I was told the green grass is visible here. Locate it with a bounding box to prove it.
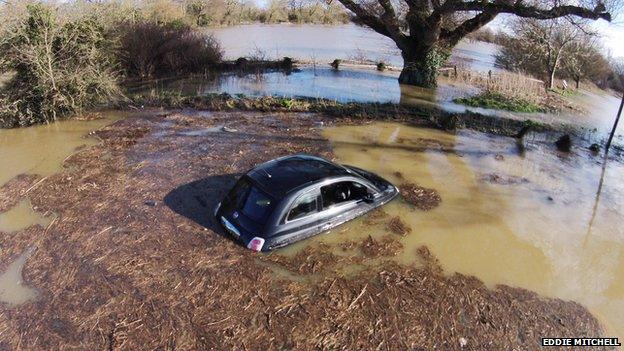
[453,92,545,113]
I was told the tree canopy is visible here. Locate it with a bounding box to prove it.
[333,0,618,87]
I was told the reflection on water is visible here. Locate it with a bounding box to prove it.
[136,67,475,109]
[0,113,124,187]
[0,247,38,306]
[0,199,53,233]
[280,122,624,339]
[208,23,501,72]
[136,67,623,143]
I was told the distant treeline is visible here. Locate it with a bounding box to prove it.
[466,28,505,45]
[185,0,350,26]
[44,0,350,28]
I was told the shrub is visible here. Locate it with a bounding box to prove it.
[0,4,120,127]
[117,21,222,79]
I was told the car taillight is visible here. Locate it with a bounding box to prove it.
[247,237,265,252]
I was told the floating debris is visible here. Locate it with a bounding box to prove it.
[479,173,529,185]
[387,216,411,236]
[399,182,441,211]
[360,235,403,258]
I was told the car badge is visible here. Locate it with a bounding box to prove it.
[233,211,239,219]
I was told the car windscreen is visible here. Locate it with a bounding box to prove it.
[346,166,389,191]
[222,177,275,224]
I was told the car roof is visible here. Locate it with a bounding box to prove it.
[246,154,355,198]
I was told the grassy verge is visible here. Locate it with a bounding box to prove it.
[453,91,545,113]
[128,90,554,137]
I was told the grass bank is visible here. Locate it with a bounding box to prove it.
[129,90,554,138]
[453,92,545,113]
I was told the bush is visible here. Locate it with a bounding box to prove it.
[0,4,120,127]
[117,21,222,79]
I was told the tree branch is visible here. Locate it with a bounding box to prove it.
[336,0,392,36]
[441,2,611,21]
[337,0,409,48]
[377,0,408,45]
[441,10,499,45]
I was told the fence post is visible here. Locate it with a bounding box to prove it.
[605,93,624,156]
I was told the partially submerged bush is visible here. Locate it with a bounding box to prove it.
[331,59,341,70]
[0,4,120,127]
[117,21,222,79]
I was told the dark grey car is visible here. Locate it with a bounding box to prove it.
[214,154,399,252]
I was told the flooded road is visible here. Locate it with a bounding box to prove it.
[277,122,624,340]
[208,24,501,72]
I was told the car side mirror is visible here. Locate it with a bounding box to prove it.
[363,192,375,203]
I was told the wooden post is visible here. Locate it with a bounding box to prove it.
[605,93,624,155]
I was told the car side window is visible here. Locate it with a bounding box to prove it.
[287,192,318,221]
[321,181,368,209]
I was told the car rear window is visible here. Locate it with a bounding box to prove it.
[241,186,274,223]
[222,177,275,223]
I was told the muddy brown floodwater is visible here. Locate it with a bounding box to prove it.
[314,122,624,340]
[0,110,621,350]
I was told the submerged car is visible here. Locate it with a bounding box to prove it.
[214,154,399,252]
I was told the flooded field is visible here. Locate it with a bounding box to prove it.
[276,122,624,339]
[0,114,124,187]
[0,110,615,349]
[136,65,623,142]
[208,24,501,72]
[140,67,476,107]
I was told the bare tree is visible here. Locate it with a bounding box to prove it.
[332,0,615,87]
[496,18,587,89]
[561,39,611,89]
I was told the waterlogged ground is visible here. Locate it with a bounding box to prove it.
[282,122,624,340]
[0,110,621,349]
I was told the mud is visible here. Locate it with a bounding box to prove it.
[0,110,612,350]
[398,182,443,211]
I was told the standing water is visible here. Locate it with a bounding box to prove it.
[0,113,123,306]
[280,122,624,340]
[0,114,123,187]
[208,24,501,72]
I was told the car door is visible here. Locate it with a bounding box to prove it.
[317,180,372,232]
[267,188,321,249]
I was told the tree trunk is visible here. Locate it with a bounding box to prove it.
[547,69,556,90]
[398,47,447,88]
